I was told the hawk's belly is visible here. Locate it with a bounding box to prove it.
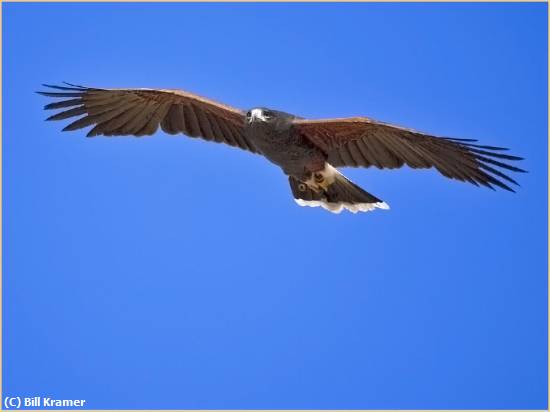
[247,125,325,177]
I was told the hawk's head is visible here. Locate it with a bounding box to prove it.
[246,108,295,124]
[246,108,274,123]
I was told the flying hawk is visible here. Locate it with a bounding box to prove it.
[38,83,525,214]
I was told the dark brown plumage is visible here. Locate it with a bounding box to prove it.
[293,118,525,192]
[39,83,257,152]
[38,83,525,214]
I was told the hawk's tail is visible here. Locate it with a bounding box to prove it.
[288,164,390,214]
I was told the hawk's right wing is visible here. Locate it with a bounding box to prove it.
[38,83,259,153]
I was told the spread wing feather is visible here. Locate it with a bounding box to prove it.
[293,117,525,192]
[38,83,258,153]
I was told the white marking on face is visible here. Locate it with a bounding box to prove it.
[249,108,269,123]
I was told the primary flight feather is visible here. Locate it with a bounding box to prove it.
[38,83,525,214]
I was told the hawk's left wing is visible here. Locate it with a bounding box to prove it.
[293,117,525,192]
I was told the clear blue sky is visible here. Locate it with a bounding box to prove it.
[3,2,547,409]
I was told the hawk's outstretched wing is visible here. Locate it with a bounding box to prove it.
[38,83,258,153]
[293,117,525,192]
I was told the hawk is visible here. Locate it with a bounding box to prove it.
[38,83,525,214]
